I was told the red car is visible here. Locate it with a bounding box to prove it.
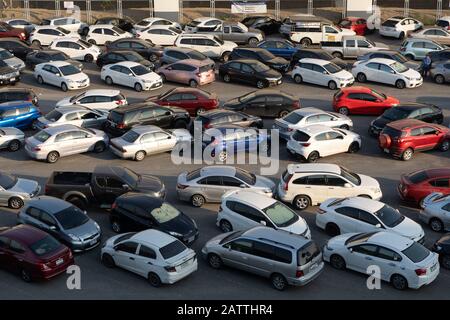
[0,22,27,41]
[147,87,219,116]
[333,86,400,115]
[0,225,74,282]
[398,167,450,205]
[379,119,450,161]
[338,17,368,36]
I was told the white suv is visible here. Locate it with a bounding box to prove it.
[277,163,382,210]
[175,34,237,61]
[49,38,101,62]
[379,16,423,39]
[41,17,88,35]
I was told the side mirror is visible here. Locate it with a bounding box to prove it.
[49,225,57,230]
[128,73,133,76]
[56,73,61,77]
[122,184,130,190]
[349,248,354,253]
[344,183,352,188]
[375,223,382,228]
[239,184,247,188]
[323,71,328,75]
[165,111,171,116]
[83,210,88,215]
[260,220,267,226]
[113,246,118,251]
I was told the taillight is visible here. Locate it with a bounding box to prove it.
[165,266,177,272]
[293,101,300,109]
[177,183,188,189]
[33,147,41,151]
[283,174,292,191]
[296,270,304,278]
[115,100,124,105]
[117,123,125,129]
[44,185,49,194]
[196,73,201,77]
[68,250,73,259]
[204,122,212,129]
[415,268,427,276]
[301,143,310,147]
[317,208,326,214]
[136,34,140,38]
[111,202,117,210]
[287,128,293,132]
[290,32,294,37]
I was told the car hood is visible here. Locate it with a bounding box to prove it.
[64,218,99,239]
[248,27,263,35]
[390,216,424,240]
[401,68,421,78]
[0,65,16,74]
[334,69,354,79]
[56,96,72,107]
[404,60,421,71]
[385,96,400,105]
[253,175,276,191]
[279,217,308,235]
[372,116,391,129]
[260,68,282,79]
[331,57,349,69]
[168,106,189,115]
[358,174,380,189]
[342,29,356,36]
[138,72,161,82]
[267,56,289,65]
[36,116,53,126]
[327,233,355,247]
[223,40,238,49]
[158,213,196,237]
[65,72,89,81]
[135,174,164,193]
[1,127,24,136]
[9,178,40,195]
[5,56,24,66]
[373,42,389,49]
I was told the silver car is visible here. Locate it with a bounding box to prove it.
[419,193,450,232]
[201,226,324,290]
[18,196,101,252]
[0,127,25,152]
[109,125,192,161]
[0,171,40,209]
[0,48,25,71]
[176,166,275,207]
[430,61,450,84]
[25,124,109,163]
[33,106,108,130]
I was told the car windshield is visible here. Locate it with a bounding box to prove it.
[390,61,409,73]
[263,202,299,227]
[316,51,334,60]
[123,53,141,62]
[345,232,378,246]
[257,50,276,60]
[382,20,398,27]
[150,203,180,224]
[59,65,80,76]
[49,52,69,60]
[323,62,341,74]
[44,109,63,121]
[121,130,140,143]
[374,205,405,227]
[392,53,408,63]
[340,166,361,186]
[113,232,136,245]
[159,240,187,259]
[238,91,257,102]
[131,65,151,76]
[408,171,429,184]
[402,242,430,263]
[69,92,85,103]
[114,167,140,186]
[382,107,410,120]
[382,126,404,139]
[112,26,125,34]
[33,130,51,143]
[56,27,70,34]
[0,49,13,59]
[54,206,89,230]
[250,62,270,72]
[339,20,352,27]
[78,39,92,48]
[169,27,182,34]
[283,112,303,124]
[136,20,150,27]
[219,230,245,244]
[235,168,256,185]
[0,173,17,189]
[29,235,60,256]
[370,89,387,100]
[213,36,224,45]
[187,50,208,60]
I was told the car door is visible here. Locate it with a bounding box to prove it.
[53,131,76,156]
[334,206,361,233]
[108,65,122,84]
[265,95,284,117]
[0,236,13,269]
[303,175,328,204]
[112,241,140,273]
[153,131,175,152]
[103,28,117,44]
[417,106,437,123]
[240,63,256,85]
[134,244,159,278]
[276,41,294,58]
[359,93,381,114]
[363,62,380,82]
[373,246,403,282]
[346,244,379,273]
[317,113,338,127]
[226,62,242,82]
[69,130,93,153]
[93,176,123,206]
[139,132,158,154]
[180,93,199,115]
[196,176,224,202]
[229,201,268,230]
[325,174,354,199]
[416,126,442,150]
[119,66,134,88]
[221,176,246,195]
[313,132,335,157]
[344,39,358,57]
[2,239,26,273]
[79,111,103,128]
[353,209,381,233]
[244,96,266,117]
[152,107,172,128]
[221,238,256,272]
[327,130,347,154]
[429,178,450,194]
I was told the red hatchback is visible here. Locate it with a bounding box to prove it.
[0,225,74,282]
[398,168,450,205]
[147,87,219,116]
[338,17,368,36]
[333,86,400,115]
[0,22,27,41]
[379,119,450,161]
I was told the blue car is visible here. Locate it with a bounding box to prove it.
[257,39,299,59]
[0,101,41,129]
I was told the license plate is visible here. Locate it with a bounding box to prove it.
[56,258,64,266]
[431,263,437,272]
[89,239,98,246]
[383,148,389,153]
[10,78,16,81]
[310,263,318,271]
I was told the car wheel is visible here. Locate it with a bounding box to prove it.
[221,51,231,62]
[60,82,68,92]
[404,54,414,60]
[148,272,162,287]
[21,269,32,282]
[395,79,406,89]
[439,140,449,152]
[401,148,414,161]
[223,73,231,83]
[330,254,346,270]
[46,151,60,163]
[191,194,205,207]
[348,142,360,153]
[84,54,93,63]
[340,124,350,130]
[442,256,450,270]
[159,73,166,83]
[94,141,106,153]
[391,274,408,290]
[101,254,115,268]
[66,196,87,211]
[189,79,198,88]
[219,220,233,233]
[278,110,290,118]
[300,38,312,47]
[435,74,445,84]
[196,108,206,116]
[8,197,24,209]
[7,139,21,152]
[248,37,259,46]
[328,81,337,90]
[88,39,96,45]
[111,220,122,233]
[356,73,367,83]
[271,273,287,291]
[134,83,143,92]
[325,223,340,236]
[307,151,319,162]
[208,253,223,269]
[174,120,188,129]
[338,107,349,115]
[293,74,303,84]
[31,40,41,47]
[105,76,113,85]
[217,150,227,162]
[256,80,266,89]
[37,75,44,85]
[149,53,158,62]
[430,218,444,232]
[135,150,146,161]
[332,52,344,59]
[293,195,311,210]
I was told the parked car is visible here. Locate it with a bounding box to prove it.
[174,34,237,62]
[356,50,421,72]
[0,38,37,60]
[96,50,154,69]
[436,16,450,31]
[184,17,222,33]
[369,103,443,136]
[193,109,262,131]
[430,61,450,84]
[419,193,450,232]
[101,229,197,286]
[49,38,101,63]
[160,47,214,66]
[277,163,382,210]
[427,49,450,65]
[109,193,198,245]
[338,17,368,36]
[0,60,20,85]
[33,106,108,130]
[409,27,450,46]
[352,58,423,89]
[56,89,127,111]
[34,61,90,92]
[399,38,445,60]
[44,165,165,209]
[323,231,439,290]
[257,39,298,59]
[147,87,219,116]
[0,101,40,129]
[219,59,282,89]
[287,125,361,162]
[176,166,275,207]
[29,26,78,46]
[0,87,38,106]
[109,125,191,161]
[202,226,324,290]
[134,17,181,32]
[290,22,356,46]
[41,17,88,35]
[432,234,450,269]
[195,22,264,45]
[0,127,25,152]
[103,102,190,137]
[18,196,101,252]
[0,171,40,209]
[292,58,354,90]
[290,48,348,70]
[379,16,423,39]
[321,36,389,59]
[5,19,35,34]
[378,119,450,161]
[317,197,425,243]
[106,38,163,62]
[398,168,450,206]
[0,224,74,282]
[25,49,83,71]
[0,21,26,41]
[0,48,25,71]
[223,90,299,119]
[241,16,281,35]
[229,47,290,73]
[333,86,399,115]
[157,59,215,87]
[93,16,135,33]
[86,25,132,45]
[273,107,353,141]
[137,25,182,46]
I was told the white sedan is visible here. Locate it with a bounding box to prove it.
[34,61,90,91]
[292,58,354,90]
[101,61,163,92]
[352,58,423,89]
[56,89,127,111]
[49,38,101,62]
[86,25,132,45]
[419,193,450,232]
[137,26,182,46]
[29,26,79,46]
[134,17,181,32]
[287,124,361,162]
[316,197,425,242]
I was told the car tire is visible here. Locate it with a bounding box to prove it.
[174,119,188,129]
[31,40,41,47]
[148,272,162,287]
[325,223,341,236]
[348,142,360,153]
[105,76,113,85]
[356,73,367,83]
[223,73,231,83]
[101,254,115,268]
[442,256,450,270]
[8,197,24,209]
[248,37,259,46]
[61,83,68,92]
[21,269,32,282]
[278,110,290,118]
[271,273,288,291]
[391,274,408,290]
[46,151,60,163]
[189,79,198,88]
[7,139,21,152]
[404,54,414,60]
[328,81,337,90]
[293,74,303,84]
[434,74,445,84]
[134,83,143,92]
[94,141,106,153]
[340,124,350,130]
[332,52,344,59]
[66,196,87,211]
[159,73,166,83]
[401,148,414,161]
[111,220,122,233]
[219,219,233,233]
[196,108,206,116]
[88,39,96,45]
[330,254,346,270]
[307,151,319,162]
[84,54,94,63]
[300,38,312,47]
[221,51,231,62]
[338,107,349,115]
[293,195,311,210]
[37,75,44,85]
[430,218,444,232]
[191,194,205,207]
[149,53,158,62]
[439,140,449,152]
[208,253,223,269]
[135,150,146,161]
[256,80,266,89]
[395,79,406,89]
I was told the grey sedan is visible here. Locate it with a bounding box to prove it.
[18,196,101,252]
[0,171,40,209]
[176,166,275,207]
[430,61,450,84]
[0,127,25,152]
[25,124,109,163]
[33,106,108,130]
[419,193,450,232]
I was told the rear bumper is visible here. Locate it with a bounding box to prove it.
[109,145,134,159]
[287,262,324,287]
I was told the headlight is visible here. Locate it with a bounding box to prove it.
[67,79,75,84]
[404,76,412,81]
[266,77,280,81]
[94,222,100,230]
[68,233,81,241]
[435,245,442,251]
[169,231,182,237]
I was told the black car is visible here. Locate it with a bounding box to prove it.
[0,61,20,85]
[161,47,212,66]
[106,38,164,62]
[219,59,282,89]
[229,47,290,73]
[110,193,199,245]
[0,38,38,60]
[291,48,348,70]
[369,103,443,136]
[193,109,263,131]
[223,89,300,118]
[241,16,281,35]
[103,102,191,136]
[433,234,450,270]
[96,51,154,69]
[25,50,83,70]
[0,87,38,106]
[428,49,450,65]
[94,16,135,33]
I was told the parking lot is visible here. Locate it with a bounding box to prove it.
[0,31,449,300]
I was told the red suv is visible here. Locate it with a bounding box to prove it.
[0,22,27,41]
[0,225,74,282]
[333,86,399,115]
[147,87,219,116]
[379,119,450,161]
[398,168,450,205]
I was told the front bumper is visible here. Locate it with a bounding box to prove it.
[70,234,102,252]
[337,78,354,88]
[67,79,90,90]
[406,78,423,88]
[143,81,163,91]
[0,75,20,85]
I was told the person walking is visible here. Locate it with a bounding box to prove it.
[421,55,432,77]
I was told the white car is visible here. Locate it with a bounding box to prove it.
[292,58,354,90]
[86,25,132,45]
[0,48,25,71]
[29,26,79,46]
[184,17,223,32]
[277,163,382,210]
[316,197,425,243]
[137,26,183,46]
[101,229,197,286]
[352,58,423,89]
[134,17,181,32]
[286,125,361,162]
[323,231,439,290]
[272,107,353,141]
[101,61,163,92]
[0,127,25,152]
[49,38,101,62]
[175,34,237,61]
[218,190,311,238]
[56,89,127,111]
[34,61,90,91]
[419,192,450,232]
[41,17,88,35]
[379,16,423,39]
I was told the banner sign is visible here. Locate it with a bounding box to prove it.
[231,2,267,14]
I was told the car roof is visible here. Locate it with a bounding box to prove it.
[0,224,49,246]
[77,89,121,96]
[94,165,128,176]
[52,105,94,113]
[298,58,332,65]
[368,231,414,251]
[0,87,33,93]
[297,124,336,135]
[34,25,62,30]
[39,60,73,68]
[90,24,117,29]
[339,86,372,93]
[199,165,237,177]
[396,103,432,110]
[44,124,82,134]
[131,229,178,249]
[334,197,384,212]
[226,59,260,65]
[111,61,142,67]
[52,37,80,43]
[193,17,218,22]
[242,226,310,249]
[226,190,276,209]
[287,163,340,175]
[180,33,217,39]
[169,58,210,67]
[129,125,163,134]
[164,46,194,53]
[116,192,163,208]
[201,109,235,118]
[111,102,157,113]
[415,167,450,179]
[366,58,397,64]
[26,195,71,213]
[0,100,34,109]
[141,17,168,22]
[292,107,328,116]
[386,119,429,130]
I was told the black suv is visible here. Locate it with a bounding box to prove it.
[96,50,154,69]
[106,38,164,62]
[0,38,37,60]
[0,88,38,106]
[103,102,191,136]
[229,47,290,73]
[291,48,348,69]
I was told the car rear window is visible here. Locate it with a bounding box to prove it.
[334,90,344,100]
[382,126,404,139]
[282,112,303,124]
[33,130,51,143]
[382,20,398,27]
[29,235,60,256]
[408,171,429,184]
[45,110,63,121]
[109,110,125,123]
[402,242,430,263]
[159,240,187,259]
[199,65,213,73]
[297,241,321,266]
[292,130,310,142]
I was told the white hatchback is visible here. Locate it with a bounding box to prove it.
[49,38,102,62]
[379,17,423,39]
[29,26,79,46]
[137,26,183,46]
[34,61,90,91]
[86,25,132,45]
[56,89,127,111]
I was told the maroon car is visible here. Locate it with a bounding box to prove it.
[0,225,74,282]
[147,87,219,116]
[0,22,27,41]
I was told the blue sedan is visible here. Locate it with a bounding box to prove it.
[257,40,299,59]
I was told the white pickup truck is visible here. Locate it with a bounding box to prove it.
[320,36,389,59]
[289,23,355,46]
